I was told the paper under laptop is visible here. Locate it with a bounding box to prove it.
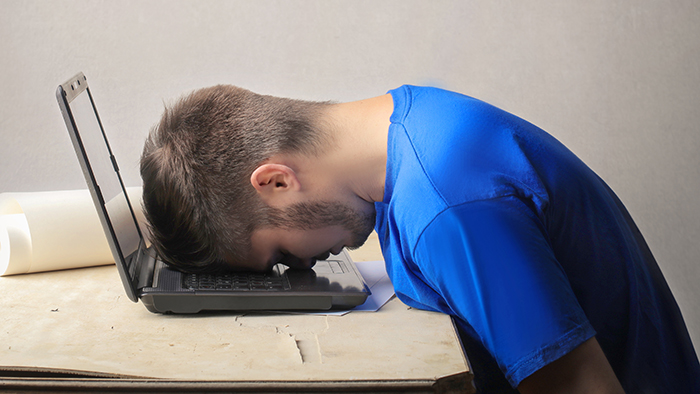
[56,72,369,313]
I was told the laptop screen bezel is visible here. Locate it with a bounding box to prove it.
[56,72,144,302]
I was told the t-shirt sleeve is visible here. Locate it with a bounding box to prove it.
[413,195,596,387]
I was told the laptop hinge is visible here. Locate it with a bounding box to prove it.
[137,245,156,289]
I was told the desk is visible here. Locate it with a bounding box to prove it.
[0,232,473,393]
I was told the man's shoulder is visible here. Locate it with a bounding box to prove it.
[394,85,505,122]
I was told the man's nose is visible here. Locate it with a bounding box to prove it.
[293,257,317,269]
[281,254,316,269]
[314,251,331,261]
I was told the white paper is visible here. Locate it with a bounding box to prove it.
[351,260,396,311]
[0,188,142,276]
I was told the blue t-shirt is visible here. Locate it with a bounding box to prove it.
[375,85,700,392]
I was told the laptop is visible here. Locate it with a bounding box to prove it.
[56,72,370,313]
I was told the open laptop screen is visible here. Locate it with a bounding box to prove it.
[63,78,142,276]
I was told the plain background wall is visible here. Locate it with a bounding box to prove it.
[2,0,699,351]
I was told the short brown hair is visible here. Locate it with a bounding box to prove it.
[140,85,329,273]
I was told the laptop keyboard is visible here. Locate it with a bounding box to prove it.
[183,272,291,291]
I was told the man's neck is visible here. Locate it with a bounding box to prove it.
[263,93,393,208]
[318,93,393,203]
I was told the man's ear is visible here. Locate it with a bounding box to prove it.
[250,163,300,203]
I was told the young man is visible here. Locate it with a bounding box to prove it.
[141,84,700,393]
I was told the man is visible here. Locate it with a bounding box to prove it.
[141,84,700,393]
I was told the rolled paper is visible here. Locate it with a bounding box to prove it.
[0,188,143,276]
[0,214,33,276]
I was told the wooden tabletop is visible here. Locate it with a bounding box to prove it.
[0,232,473,393]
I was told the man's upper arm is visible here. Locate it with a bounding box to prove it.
[518,337,624,394]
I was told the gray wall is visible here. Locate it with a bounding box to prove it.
[2,0,699,349]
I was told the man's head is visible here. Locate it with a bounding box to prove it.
[140,85,375,273]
